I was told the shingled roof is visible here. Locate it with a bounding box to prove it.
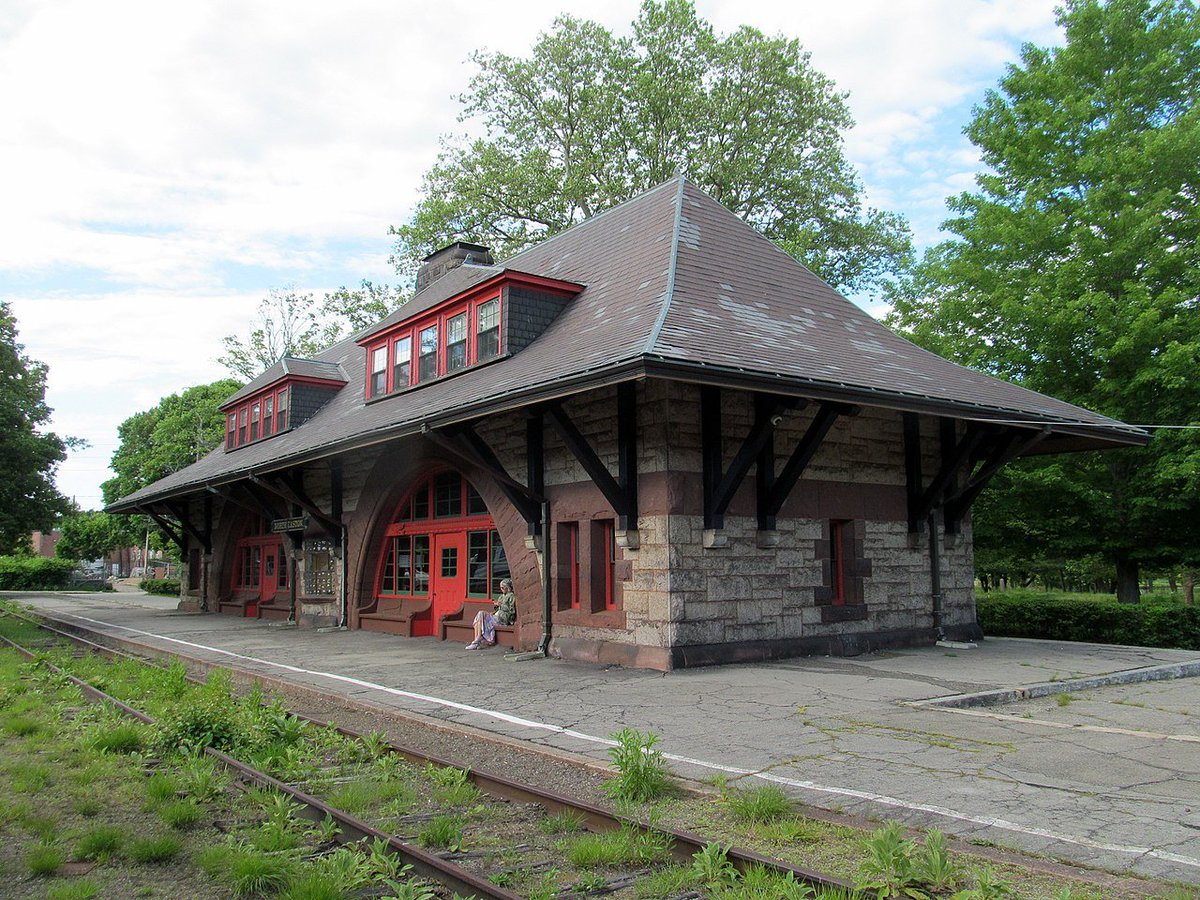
[221,356,347,408]
[110,178,1146,510]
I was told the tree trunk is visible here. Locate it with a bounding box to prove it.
[1185,570,1195,606]
[1169,572,1178,594]
[1115,557,1141,604]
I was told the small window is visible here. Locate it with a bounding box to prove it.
[227,414,236,449]
[239,408,248,444]
[490,529,510,596]
[277,552,288,589]
[434,471,461,517]
[276,389,288,431]
[467,531,489,596]
[467,484,487,515]
[590,519,616,610]
[304,539,334,595]
[412,483,430,520]
[557,522,580,609]
[477,298,500,362]
[392,335,412,390]
[446,313,467,373]
[250,402,260,441]
[418,324,438,382]
[440,546,458,578]
[263,397,273,437]
[830,519,848,605]
[411,535,430,596]
[370,345,387,396]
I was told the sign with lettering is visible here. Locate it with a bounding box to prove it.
[271,516,308,533]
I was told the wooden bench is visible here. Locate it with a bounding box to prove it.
[359,597,433,636]
[439,601,516,648]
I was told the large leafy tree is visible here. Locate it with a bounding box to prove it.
[102,379,243,505]
[390,0,911,296]
[56,511,132,563]
[0,303,72,554]
[889,0,1200,602]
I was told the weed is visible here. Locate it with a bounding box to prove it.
[954,865,1017,898]
[539,808,586,834]
[75,823,124,860]
[249,818,305,853]
[604,727,672,802]
[279,870,346,900]
[417,814,464,851]
[46,881,100,900]
[310,815,341,844]
[914,828,960,891]
[858,821,920,898]
[423,765,480,806]
[159,798,203,829]
[127,834,184,863]
[10,761,51,792]
[1057,692,1073,707]
[328,778,413,815]
[724,783,792,824]
[757,817,829,845]
[360,729,390,759]
[199,844,295,896]
[526,868,561,900]
[154,691,244,754]
[180,755,230,801]
[382,877,438,900]
[26,841,65,877]
[692,841,739,888]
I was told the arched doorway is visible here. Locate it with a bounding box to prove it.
[363,469,510,637]
[228,513,287,618]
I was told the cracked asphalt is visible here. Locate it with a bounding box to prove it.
[9,590,1200,884]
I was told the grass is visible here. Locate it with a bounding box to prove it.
[26,841,66,876]
[723,783,793,824]
[158,798,203,829]
[46,881,101,900]
[75,823,125,860]
[90,722,144,754]
[198,844,296,896]
[417,814,464,851]
[565,822,674,868]
[126,834,184,863]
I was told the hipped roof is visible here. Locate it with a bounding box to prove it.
[110,178,1146,511]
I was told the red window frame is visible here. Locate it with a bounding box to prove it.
[226,414,236,449]
[275,388,288,432]
[363,291,504,399]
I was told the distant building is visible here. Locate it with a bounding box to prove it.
[30,530,62,558]
[109,179,1146,670]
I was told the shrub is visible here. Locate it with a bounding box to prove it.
[0,556,75,590]
[139,578,181,596]
[977,590,1200,651]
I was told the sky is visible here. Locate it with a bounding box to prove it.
[0,0,1063,510]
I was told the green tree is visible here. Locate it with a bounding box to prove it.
[220,284,405,379]
[888,0,1200,602]
[0,303,72,554]
[56,510,132,562]
[390,0,911,296]
[102,379,243,505]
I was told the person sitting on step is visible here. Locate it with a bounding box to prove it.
[465,578,516,649]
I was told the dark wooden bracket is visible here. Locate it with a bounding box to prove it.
[206,483,278,521]
[943,427,1051,532]
[527,411,545,536]
[251,472,340,536]
[903,413,924,533]
[167,500,209,551]
[544,384,639,531]
[761,401,855,526]
[138,506,185,553]
[912,423,990,524]
[428,425,543,528]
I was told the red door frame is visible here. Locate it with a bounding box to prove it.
[234,535,283,618]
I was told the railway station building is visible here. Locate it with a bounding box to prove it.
[109,178,1145,670]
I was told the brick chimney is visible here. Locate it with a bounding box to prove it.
[416,241,494,293]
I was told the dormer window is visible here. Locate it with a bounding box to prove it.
[220,359,344,451]
[358,269,583,401]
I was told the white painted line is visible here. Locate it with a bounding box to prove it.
[45,609,1200,873]
[926,704,1200,743]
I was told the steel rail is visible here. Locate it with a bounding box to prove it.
[0,626,522,900]
[1,609,856,892]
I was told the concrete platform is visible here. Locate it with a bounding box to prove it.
[8,590,1200,884]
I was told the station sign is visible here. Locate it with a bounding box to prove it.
[271,516,309,533]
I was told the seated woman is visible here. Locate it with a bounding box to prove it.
[465,578,516,649]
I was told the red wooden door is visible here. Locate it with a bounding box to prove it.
[246,543,280,618]
[430,532,467,632]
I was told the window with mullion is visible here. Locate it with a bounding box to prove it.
[446,313,468,373]
[392,335,412,390]
[276,389,288,431]
[476,298,499,361]
[418,324,438,382]
[263,397,273,437]
[370,345,387,396]
[239,408,248,445]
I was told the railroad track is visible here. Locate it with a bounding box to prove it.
[0,608,857,898]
